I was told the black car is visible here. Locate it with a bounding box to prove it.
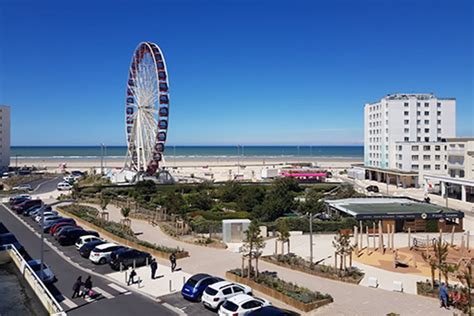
[109,248,151,270]
[54,225,81,239]
[247,306,300,316]
[23,205,51,217]
[79,239,107,258]
[366,185,379,193]
[43,218,75,233]
[58,229,99,246]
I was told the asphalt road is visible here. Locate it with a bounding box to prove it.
[0,203,177,316]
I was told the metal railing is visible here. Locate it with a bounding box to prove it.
[1,244,65,315]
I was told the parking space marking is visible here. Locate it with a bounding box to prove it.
[93,286,114,299]
[58,296,78,309]
[163,302,187,316]
[107,283,128,293]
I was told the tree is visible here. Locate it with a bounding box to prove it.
[254,178,299,221]
[187,191,214,210]
[298,189,326,215]
[456,262,473,315]
[332,233,354,271]
[276,220,290,254]
[160,192,186,217]
[100,194,110,211]
[421,251,437,287]
[220,181,242,202]
[241,220,265,278]
[121,207,131,218]
[433,238,449,283]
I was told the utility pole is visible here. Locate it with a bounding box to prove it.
[40,203,45,282]
[100,143,104,175]
[309,212,313,265]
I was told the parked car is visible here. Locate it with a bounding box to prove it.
[109,248,151,271]
[34,211,58,223]
[50,221,76,235]
[0,233,25,253]
[71,170,84,178]
[366,185,379,193]
[57,182,72,191]
[29,206,52,218]
[12,184,33,191]
[63,176,75,184]
[58,229,99,246]
[9,194,31,205]
[79,239,107,258]
[27,259,56,284]
[247,306,300,316]
[54,225,81,239]
[202,281,252,310]
[75,235,103,250]
[12,199,43,214]
[181,273,223,301]
[218,294,270,316]
[89,243,125,264]
[41,217,70,233]
[38,215,62,227]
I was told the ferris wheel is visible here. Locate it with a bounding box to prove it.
[124,42,169,175]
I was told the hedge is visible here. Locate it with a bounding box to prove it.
[271,217,357,233]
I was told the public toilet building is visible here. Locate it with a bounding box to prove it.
[222,219,251,244]
[326,197,464,233]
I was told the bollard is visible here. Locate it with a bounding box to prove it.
[133,259,136,270]
[125,271,128,284]
[183,276,186,286]
[146,256,149,266]
[169,279,172,292]
[120,262,123,272]
[137,276,141,288]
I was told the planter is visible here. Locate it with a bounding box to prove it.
[225,272,333,312]
[57,207,189,260]
[261,256,364,284]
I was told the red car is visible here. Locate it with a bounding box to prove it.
[50,221,76,235]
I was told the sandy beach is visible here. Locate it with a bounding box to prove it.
[14,156,361,182]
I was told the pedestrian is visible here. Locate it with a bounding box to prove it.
[128,269,137,286]
[72,276,82,299]
[439,282,449,309]
[170,252,176,272]
[82,276,92,297]
[150,258,158,279]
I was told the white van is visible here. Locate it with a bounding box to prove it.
[57,182,72,191]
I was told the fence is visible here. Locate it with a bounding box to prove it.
[1,244,65,316]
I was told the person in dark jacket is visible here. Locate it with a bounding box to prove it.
[150,259,158,279]
[82,276,92,297]
[72,276,82,298]
[169,252,176,272]
[128,269,137,285]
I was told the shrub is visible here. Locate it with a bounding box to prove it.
[426,219,438,232]
[274,217,357,233]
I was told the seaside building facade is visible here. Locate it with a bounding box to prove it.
[0,106,10,170]
[364,93,455,188]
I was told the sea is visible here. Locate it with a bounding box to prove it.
[11,146,363,160]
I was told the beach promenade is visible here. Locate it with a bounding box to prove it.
[66,201,450,316]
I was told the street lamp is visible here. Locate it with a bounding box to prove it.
[445,183,450,209]
[39,203,46,281]
[307,212,314,265]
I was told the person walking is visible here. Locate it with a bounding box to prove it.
[169,252,176,272]
[72,276,82,299]
[439,282,449,309]
[150,258,158,279]
[82,276,93,297]
[128,269,137,286]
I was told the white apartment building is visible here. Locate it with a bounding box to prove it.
[0,106,10,170]
[364,93,456,187]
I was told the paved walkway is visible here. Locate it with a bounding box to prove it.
[89,203,450,315]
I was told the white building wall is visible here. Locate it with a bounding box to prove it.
[0,106,11,169]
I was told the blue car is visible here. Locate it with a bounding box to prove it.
[247,306,300,316]
[181,273,223,301]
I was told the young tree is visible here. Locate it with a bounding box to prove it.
[241,220,266,278]
[121,207,131,218]
[332,233,354,271]
[277,220,290,254]
[421,251,437,287]
[433,238,449,283]
[100,194,110,211]
[457,262,473,315]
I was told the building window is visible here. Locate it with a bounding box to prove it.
[424,120,429,124]
[423,145,431,150]
[417,137,421,141]
[417,128,421,132]
[424,111,430,115]
[437,120,441,124]
[435,165,440,170]
[437,111,441,116]
[424,102,429,107]
[404,111,409,116]
[424,128,429,133]
[423,155,430,161]
[435,145,440,151]
[412,155,419,160]
[404,102,409,107]
[404,128,409,133]
[417,120,421,124]
[404,120,409,124]
[404,137,409,141]
[460,170,465,178]
[423,165,431,170]
[437,128,441,133]
[425,137,430,142]
[417,102,420,107]
[412,164,419,170]
[417,111,421,116]
[435,155,441,161]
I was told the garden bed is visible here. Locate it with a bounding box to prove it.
[226,269,333,312]
[57,204,189,260]
[261,254,364,284]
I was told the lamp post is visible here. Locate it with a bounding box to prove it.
[308,212,314,265]
[445,183,450,209]
[40,203,46,281]
[100,143,104,175]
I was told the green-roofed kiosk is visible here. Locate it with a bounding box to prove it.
[326,197,464,232]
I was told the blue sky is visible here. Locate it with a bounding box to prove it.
[0,0,472,146]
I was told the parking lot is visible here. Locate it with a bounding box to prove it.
[160,293,215,316]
